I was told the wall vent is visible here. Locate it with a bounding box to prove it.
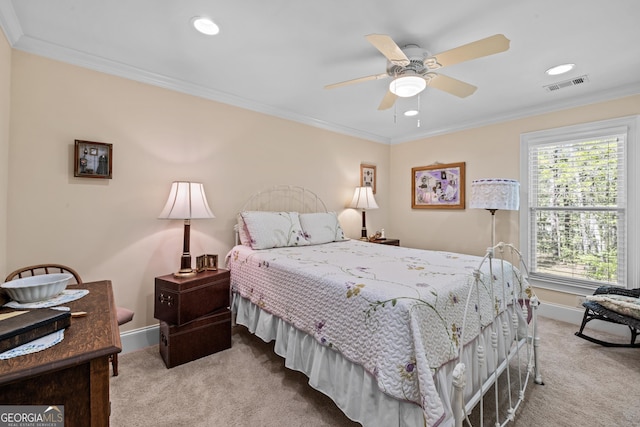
[544,75,589,92]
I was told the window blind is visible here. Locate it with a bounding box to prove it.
[528,132,626,287]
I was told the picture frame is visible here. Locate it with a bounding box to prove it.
[196,254,218,272]
[411,162,465,209]
[74,140,113,179]
[360,164,377,194]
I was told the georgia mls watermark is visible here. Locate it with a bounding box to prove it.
[0,405,64,427]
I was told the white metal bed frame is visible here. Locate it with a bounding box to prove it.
[232,185,542,427]
[453,243,542,427]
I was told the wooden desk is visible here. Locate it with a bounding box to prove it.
[0,280,122,426]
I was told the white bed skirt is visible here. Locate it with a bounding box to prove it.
[233,293,521,427]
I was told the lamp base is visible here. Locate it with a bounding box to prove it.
[173,269,197,278]
[175,247,196,278]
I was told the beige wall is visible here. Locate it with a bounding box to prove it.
[390,94,640,306]
[0,30,10,277]
[6,51,390,330]
[5,46,640,328]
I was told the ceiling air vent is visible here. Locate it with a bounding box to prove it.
[544,75,589,92]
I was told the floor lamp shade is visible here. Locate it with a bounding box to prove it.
[349,186,378,240]
[470,178,519,248]
[469,178,519,211]
[159,182,215,277]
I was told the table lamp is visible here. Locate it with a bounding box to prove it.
[159,181,215,277]
[349,186,379,241]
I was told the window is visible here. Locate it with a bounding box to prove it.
[520,116,640,294]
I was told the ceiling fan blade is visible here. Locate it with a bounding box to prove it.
[378,91,398,110]
[325,73,389,90]
[425,34,510,69]
[426,73,477,98]
[365,34,410,66]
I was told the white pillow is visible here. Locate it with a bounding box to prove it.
[299,212,347,245]
[240,211,310,250]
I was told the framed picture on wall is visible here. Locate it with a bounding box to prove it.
[360,164,377,193]
[411,162,465,209]
[74,140,113,179]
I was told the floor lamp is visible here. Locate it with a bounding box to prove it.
[158,181,215,277]
[469,178,519,248]
[349,186,379,241]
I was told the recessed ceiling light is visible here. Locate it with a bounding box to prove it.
[192,17,220,35]
[545,63,575,76]
[404,110,419,117]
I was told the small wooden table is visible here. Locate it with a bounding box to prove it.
[370,238,400,246]
[0,280,122,427]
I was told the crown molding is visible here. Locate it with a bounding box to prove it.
[3,8,637,147]
[389,82,640,144]
[10,33,390,145]
[0,1,22,44]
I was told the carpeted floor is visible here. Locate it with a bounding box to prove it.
[110,316,640,426]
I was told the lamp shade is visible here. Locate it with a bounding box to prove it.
[469,178,520,211]
[349,186,379,210]
[158,181,215,219]
[389,75,427,98]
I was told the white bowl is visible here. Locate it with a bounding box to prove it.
[1,273,72,303]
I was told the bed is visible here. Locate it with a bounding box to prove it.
[226,185,541,427]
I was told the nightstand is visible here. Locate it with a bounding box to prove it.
[370,238,400,246]
[154,269,231,368]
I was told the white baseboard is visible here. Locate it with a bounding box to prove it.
[536,301,627,337]
[120,324,159,354]
[117,301,628,354]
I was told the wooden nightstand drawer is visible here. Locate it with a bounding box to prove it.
[371,238,400,246]
[154,269,230,326]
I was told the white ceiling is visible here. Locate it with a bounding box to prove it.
[1,0,639,144]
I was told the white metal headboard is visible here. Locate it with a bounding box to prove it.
[239,185,328,213]
[234,185,328,245]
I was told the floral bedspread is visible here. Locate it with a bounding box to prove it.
[227,239,528,426]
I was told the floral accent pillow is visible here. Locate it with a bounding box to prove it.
[236,214,251,246]
[241,211,310,250]
[587,294,640,320]
[299,212,347,245]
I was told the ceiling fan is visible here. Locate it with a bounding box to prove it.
[325,34,510,110]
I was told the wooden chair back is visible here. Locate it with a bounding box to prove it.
[4,264,83,285]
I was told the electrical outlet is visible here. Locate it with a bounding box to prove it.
[576,295,587,308]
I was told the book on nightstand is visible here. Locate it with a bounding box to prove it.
[0,308,71,353]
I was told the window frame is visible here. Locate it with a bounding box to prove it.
[520,115,640,294]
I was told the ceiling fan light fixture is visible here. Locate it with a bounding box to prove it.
[545,63,574,76]
[192,17,220,35]
[404,109,419,117]
[389,75,426,97]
